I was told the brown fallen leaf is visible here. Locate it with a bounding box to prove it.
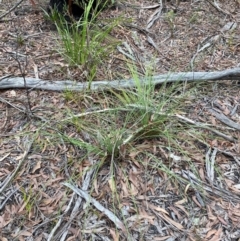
[161,213,184,230]
[109,228,120,241]
[208,227,222,241]
[148,203,169,215]
[31,160,41,173]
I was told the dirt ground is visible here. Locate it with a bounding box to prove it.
[0,0,240,240]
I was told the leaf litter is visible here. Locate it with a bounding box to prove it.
[0,0,240,240]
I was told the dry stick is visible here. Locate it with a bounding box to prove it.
[1,68,240,91]
[13,55,33,119]
[188,129,240,176]
[62,107,130,121]
[1,46,35,118]
[0,139,33,194]
[49,161,96,241]
[0,106,8,130]
[0,0,25,20]
[63,182,127,232]
[190,35,220,71]
[174,113,236,142]
[181,169,240,201]
[0,188,18,211]
[0,153,10,162]
[0,95,47,125]
[146,0,163,29]
[220,150,240,166]
[204,0,230,15]
[33,218,58,235]
[47,192,76,241]
[59,164,95,240]
[208,109,240,131]
[147,35,172,67]
[0,96,28,113]
[205,148,217,183]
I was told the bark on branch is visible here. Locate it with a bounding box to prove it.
[1,68,240,91]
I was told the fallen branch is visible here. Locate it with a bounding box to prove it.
[1,67,240,91]
[63,182,126,232]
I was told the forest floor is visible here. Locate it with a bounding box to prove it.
[0,0,240,240]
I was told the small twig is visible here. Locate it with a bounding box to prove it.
[0,96,48,124]
[0,139,33,194]
[230,104,239,116]
[191,35,220,70]
[124,23,153,36]
[0,96,28,113]
[62,107,130,121]
[175,113,236,142]
[208,109,240,131]
[184,171,205,207]
[181,170,240,201]
[117,45,136,61]
[0,153,10,162]
[47,192,76,241]
[147,35,172,67]
[205,0,230,15]
[50,160,96,241]
[147,0,163,29]
[59,164,96,240]
[13,54,33,119]
[8,32,42,41]
[33,218,57,234]
[0,107,8,130]
[59,136,70,178]
[0,75,13,81]
[205,148,217,183]
[219,150,240,166]
[0,188,19,211]
[63,182,126,232]
[0,0,25,20]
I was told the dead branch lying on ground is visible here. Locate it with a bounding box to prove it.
[0,68,240,91]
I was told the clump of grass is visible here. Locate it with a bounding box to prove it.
[16,34,25,46]
[165,9,176,37]
[34,65,220,237]
[47,0,121,83]
[21,187,39,216]
[62,65,188,162]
